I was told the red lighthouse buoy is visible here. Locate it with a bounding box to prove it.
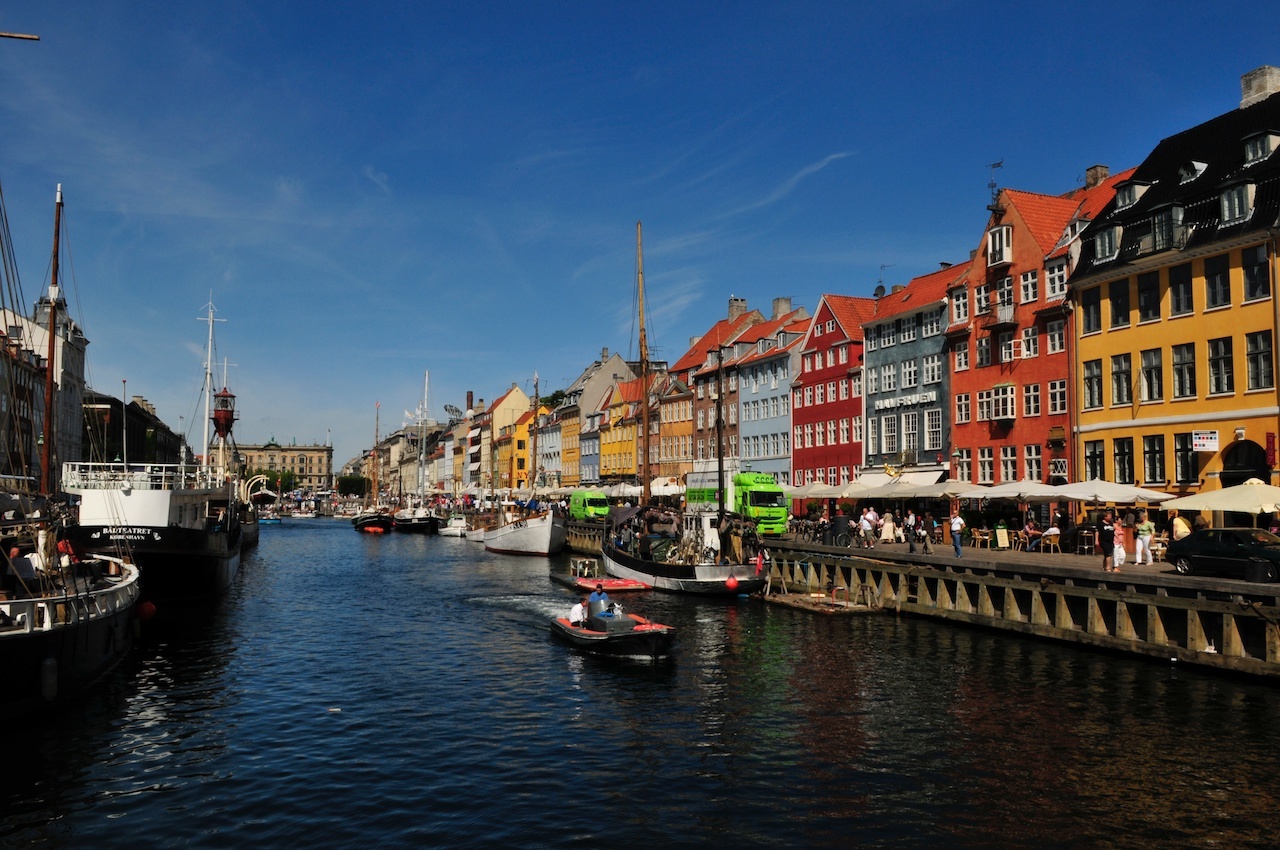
[212,387,237,439]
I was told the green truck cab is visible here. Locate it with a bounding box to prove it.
[686,471,789,537]
[569,489,610,521]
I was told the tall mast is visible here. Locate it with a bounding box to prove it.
[529,373,539,490]
[637,221,651,506]
[715,343,726,522]
[197,300,225,479]
[39,185,61,494]
[419,370,429,500]
[371,401,381,507]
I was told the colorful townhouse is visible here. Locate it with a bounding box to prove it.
[1069,66,1280,495]
[670,297,766,485]
[657,374,693,481]
[552,348,634,487]
[734,310,810,485]
[861,265,964,485]
[948,168,1131,486]
[791,293,878,486]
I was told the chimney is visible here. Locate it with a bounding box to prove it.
[466,391,473,412]
[689,334,703,349]
[771,297,792,319]
[1241,66,1280,109]
[727,296,747,322]
[600,347,609,361]
[1084,164,1110,189]
[891,284,905,294]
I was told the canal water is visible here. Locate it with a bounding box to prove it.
[3,519,1280,848]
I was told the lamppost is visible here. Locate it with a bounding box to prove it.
[951,447,962,480]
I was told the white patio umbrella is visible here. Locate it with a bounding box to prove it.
[839,480,870,498]
[791,482,844,499]
[914,481,989,500]
[1160,478,1280,514]
[1053,478,1173,505]
[959,479,1060,502]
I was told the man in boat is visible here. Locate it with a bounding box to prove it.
[569,596,587,627]
[588,583,609,607]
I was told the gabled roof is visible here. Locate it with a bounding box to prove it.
[1046,167,1137,260]
[1003,189,1085,257]
[867,264,966,323]
[819,294,878,343]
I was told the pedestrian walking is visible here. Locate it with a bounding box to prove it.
[950,510,965,558]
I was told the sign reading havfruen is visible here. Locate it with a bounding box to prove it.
[1192,430,1219,452]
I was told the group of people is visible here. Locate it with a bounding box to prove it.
[568,583,611,627]
[1095,508,1184,572]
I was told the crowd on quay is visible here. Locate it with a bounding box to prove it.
[791,500,1221,569]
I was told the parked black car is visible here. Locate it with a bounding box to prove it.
[1166,528,1280,582]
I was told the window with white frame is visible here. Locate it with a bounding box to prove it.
[923,353,941,384]
[804,386,813,407]
[882,322,896,347]
[838,380,848,400]
[923,309,942,336]
[975,284,990,314]
[1046,320,1065,353]
[901,359,918,388]
[976,389,992,421]
[1049,379,1067,414]
[1023,383,1041,417]
[997,331,1014,363]
[814,421,824,446]
[1246,133,1275,163]
[1046,261,1068,299]
[1001,446,1017,482]
[1112,353,1132,405]
[1247,330,1274,390]
[826,319,835,334]
[839,418,849,444]
[976,337,991,367]
[978,447,994,483]
[954,344,969,372]
[1024,445,1042,482]
[956,393,971,423]
[866,370,878,394]
[852,416,862,443]
[804,423,813,448]
[865,328,877,352]
[951,290,969,323]
[1209,337,1233,394]
[827,381,836,401]
[1021,326,1038,358]
[881,416,897,454]
[956,448,972,482]
[838,345,848,364]
[925,408,942,450]
[1020,270,1039,303]
[902,412,919,451]
[881,364,896,391]
[1095,227,1121,261]
[993,385,1017,420]
[901,317,917,342]
[851,373,861,397]
[793,388,802,409]
[815,383,824,405]
[995,277,1014,307]
[827,420,836,446]
[1221,183,1253,224]
[1140,348,1163,401]
[988,225,1012,266]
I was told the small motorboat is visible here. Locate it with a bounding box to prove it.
[438,514,468,537]
[550,600,675,661]
[550,556,650,593]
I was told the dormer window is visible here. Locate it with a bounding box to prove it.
[1220,183,1255,225]
[1245,132,1276,164]
[1152,206,1186,251]
[987,225,1012,267]
[1115,182,1148,210]
[1094,226,1121,262]
[1178,161,1207,183]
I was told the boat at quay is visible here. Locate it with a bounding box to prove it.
[62,304,243,605]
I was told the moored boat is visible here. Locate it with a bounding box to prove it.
[550,556,650,593]
[393,508,439,534]
[438,514,468,537]
[549,599,674,661]
[483,511,567,556]
[0,524,142,720]
[353,509,394,534]
[603,509,768,597]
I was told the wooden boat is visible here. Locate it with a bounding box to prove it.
[549,600,674,661]
[0,185,141,717]
[393,508,439,534]
[355,403,393,534]
[551,556,650,592]
[600,223,767,597]
[482,510,566,556]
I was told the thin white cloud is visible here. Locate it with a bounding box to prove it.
[720,152,855,218]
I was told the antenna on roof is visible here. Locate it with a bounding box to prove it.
[878,263,895,288]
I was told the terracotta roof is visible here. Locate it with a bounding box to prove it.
[1003,189,1084,257]
[867,265,966,322]
[824,294,879,342]
[669,311,762,374]
[1046,167,1137,260]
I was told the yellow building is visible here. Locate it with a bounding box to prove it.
[239,438,334,491]
[1070,68,1280,496]
[658,376,693,481]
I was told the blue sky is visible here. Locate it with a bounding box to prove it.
[0,2,1276,466]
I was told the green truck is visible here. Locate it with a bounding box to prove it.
[685,471,789,536]
[568,489,610,521]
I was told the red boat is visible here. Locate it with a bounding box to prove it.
[549,601,674,661]
[550,557,650,593]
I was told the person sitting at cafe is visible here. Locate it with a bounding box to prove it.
[1024,518,1044,550]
